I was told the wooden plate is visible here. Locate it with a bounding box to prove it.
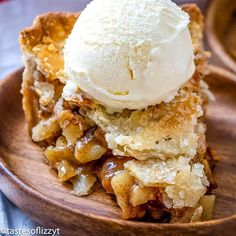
[206,0,236,73]
[0,66,235,236]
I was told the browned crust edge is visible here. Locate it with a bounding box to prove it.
[19,12,80,50]
[182,3,204,27]
[19,4,203,50]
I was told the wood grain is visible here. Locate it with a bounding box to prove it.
[0,66,235,235]
[206,0,236,73]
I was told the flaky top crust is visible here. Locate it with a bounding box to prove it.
[19,12,79,50]
[19,4,203,52]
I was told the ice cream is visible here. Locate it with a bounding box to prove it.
[63,0,195,111]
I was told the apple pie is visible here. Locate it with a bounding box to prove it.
[19,4,216,222]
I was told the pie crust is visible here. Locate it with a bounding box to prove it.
[19,5,216,222]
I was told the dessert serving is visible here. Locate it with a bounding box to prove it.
[19,0,216,223]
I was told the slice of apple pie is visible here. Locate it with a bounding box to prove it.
[19,3,216,223]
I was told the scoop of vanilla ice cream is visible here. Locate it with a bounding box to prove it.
[63,0,195,111]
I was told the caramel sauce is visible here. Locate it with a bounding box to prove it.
[99,156,133,194]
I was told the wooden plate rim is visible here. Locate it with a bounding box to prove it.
[205,0,236,73]
[0,66,235,230]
